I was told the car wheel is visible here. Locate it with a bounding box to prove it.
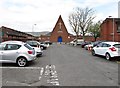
[17,57,27,67]
[92,50,96,56]
[105,53,111,60]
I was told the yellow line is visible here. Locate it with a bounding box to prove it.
[117,61,120,64]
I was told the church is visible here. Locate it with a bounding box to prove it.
[40,15,75,43]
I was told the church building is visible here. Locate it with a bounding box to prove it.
[40,15,76,43]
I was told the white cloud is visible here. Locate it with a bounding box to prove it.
[0,0,119,33]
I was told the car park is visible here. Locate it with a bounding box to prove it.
[0,41,36,67]
[92,42,120,60]
[26,41,43,57]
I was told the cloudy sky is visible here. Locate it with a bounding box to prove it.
[0,0,119,33]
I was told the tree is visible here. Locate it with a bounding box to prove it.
[68,7,95,41]
[68,13,80,40]
[88,21,101,41]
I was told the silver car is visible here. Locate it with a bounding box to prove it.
[0,41,36,67]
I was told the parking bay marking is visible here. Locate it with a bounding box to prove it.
[45,65,60,86]
[0,67,43,69]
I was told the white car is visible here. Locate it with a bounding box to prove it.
[26,41,43,57]
[0,41,36,67]
[92,42,120,60]
[69,39,84,46]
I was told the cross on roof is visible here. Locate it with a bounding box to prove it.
[59,22,62,29]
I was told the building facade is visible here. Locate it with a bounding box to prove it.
[0,26,37,42]
[40,15,76,43]
[100,18,120,42]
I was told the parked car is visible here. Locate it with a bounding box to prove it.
[26,41,43,57]
[69,40,75,46]
[81,41,91,48]
[44,41,52,45]
[92,41,103,47]
[92,42,120,60]
[39,42,47,50]
[84,42,94,50]
[84,41,102,50]
[76,39,84,45]
[0,41,36,67]
[69,39,84,46]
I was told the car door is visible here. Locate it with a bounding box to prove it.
[2,44,20,63]
[94,43,103,55]
[100,43,110,56]
[0,43,6,62]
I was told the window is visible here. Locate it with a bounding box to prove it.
[4,44,21,50]
[0,32,4,36]
[97,43,103,47]
[114,44,120,48]
[102,43,111,47]
[24,44,33,50]
[0,44,5,50]
[117,24,120,33]
[117,22,120,32]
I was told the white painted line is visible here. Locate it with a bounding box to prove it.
[39,77,41,80]
[0,67,42,69]
[40,67,44,75]
[6,81,31,86]
[39,67,44,80]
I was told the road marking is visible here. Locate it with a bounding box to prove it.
[45,65,60,86]
[6,81,31,86]
[0,67,42,69]
[39,67,44,80]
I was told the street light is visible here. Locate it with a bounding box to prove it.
[32,24,36,40]
[113,18,115,42]
[109,16,114,41]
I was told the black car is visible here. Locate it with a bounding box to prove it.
[81,41,91,48]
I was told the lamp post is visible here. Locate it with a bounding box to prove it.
[109,16,114,41]
[113,18,115,42]
[32,24,36,40]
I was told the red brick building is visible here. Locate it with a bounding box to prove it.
[40,15,76,43]
[0,26,37,42]
[100,18,120,42]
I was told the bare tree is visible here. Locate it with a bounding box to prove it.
[68,13,80,39]
[69,7,95,41]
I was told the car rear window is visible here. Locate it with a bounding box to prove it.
[24,44,33,50]
[26,41,38,47]
[113,44,120,48]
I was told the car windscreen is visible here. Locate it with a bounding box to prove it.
[113,44,120,48]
